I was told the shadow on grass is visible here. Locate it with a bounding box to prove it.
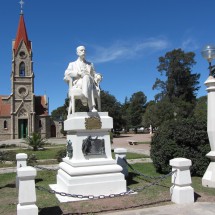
[39,206,63,215]
[127,172,171,190]
[35,178,44,183]
[0,183,15,189]
[126,172,139,186]
[194,192,201,202]
[113,135,132,138]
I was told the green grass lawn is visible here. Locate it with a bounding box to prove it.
[21,147,65,160]
[137,141,151,144]
[0,163,215,215]
[0,146,65,160]
[120,152,150,159]
[0,148,149,168]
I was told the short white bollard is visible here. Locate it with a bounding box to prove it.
[114,148,128,178]
[17,166,38,215]
[170,158,194,204]
[16,153,28,188]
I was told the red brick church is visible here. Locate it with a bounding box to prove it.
[0,8,61,140]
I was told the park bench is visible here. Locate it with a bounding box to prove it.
[127,140,138,145]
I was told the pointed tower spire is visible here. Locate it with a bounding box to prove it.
[13,0,31,54]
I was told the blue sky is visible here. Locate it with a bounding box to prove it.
[0,0,214,113]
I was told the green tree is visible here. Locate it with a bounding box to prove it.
[51,98,69,135]
[51,104,67,121]
[194,96,207,122]
[153,49,200,103]
[143,101,157,128]
[100,90,124,130]
[127,91,147,132]
[151,118,210,176]
[121,97,130,131]
[143,96,195,128]
[143,98,174,128]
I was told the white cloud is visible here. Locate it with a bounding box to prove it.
[180,29,199,51]
[90,37,169,63]
[181,38,199,51]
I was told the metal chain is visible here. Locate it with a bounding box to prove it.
[132,170,176,193]
[35,169,176,200]
[123,158,171,180]
[32,165,59,171]
[36,185,134,199]
[32,157,177,199]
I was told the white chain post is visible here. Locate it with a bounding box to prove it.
[16,153,28,188]
[17,166,38,215]
[170,158,194,204]
[114,148,128,178]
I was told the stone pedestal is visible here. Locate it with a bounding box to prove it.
[17,167,38,215]
[50,112,127,202]
[202,152,215,187]
[16,153,27,188]
[114,148,128,178]
[170,158,194,204]
[202,76,215,188]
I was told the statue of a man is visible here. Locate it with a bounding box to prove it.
[64,46,102,114]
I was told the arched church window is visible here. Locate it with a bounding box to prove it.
[39,120,42,128]
[19,62,25,77]
[4,120,7,129]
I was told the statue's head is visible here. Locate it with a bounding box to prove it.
[76,46,86,58]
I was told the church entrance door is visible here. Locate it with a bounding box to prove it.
[18,119,28,138]
[51,124,56,137]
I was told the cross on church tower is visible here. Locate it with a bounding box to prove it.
[19,0,24,14]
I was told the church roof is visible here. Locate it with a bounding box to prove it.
[35,95,49,116]
[0,95,49,117]
[14,14,31,54]
[0,96,11,117]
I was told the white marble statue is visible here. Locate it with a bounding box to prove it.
[64,46,102,115]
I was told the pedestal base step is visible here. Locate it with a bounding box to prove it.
[50,163,127,202]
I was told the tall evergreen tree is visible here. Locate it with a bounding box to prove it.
[127,91,147,131]
[194,96,207,122]
[153,49,200,103]
[121,97,130,131]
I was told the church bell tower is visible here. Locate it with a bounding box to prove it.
[11,2,35,139]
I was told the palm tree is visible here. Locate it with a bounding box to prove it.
[24,132,47,151]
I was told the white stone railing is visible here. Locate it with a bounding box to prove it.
[114,148,128,178]
[15,152,194,212]
[16,153,27,188]
[16,153,38,215]
[170,158,194,204]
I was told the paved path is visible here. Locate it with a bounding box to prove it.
[105,202,215,215]
[112,133,152,155]
[47,133,152,156]
[0,138,27,147]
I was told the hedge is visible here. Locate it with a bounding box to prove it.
[150,118,210,176]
